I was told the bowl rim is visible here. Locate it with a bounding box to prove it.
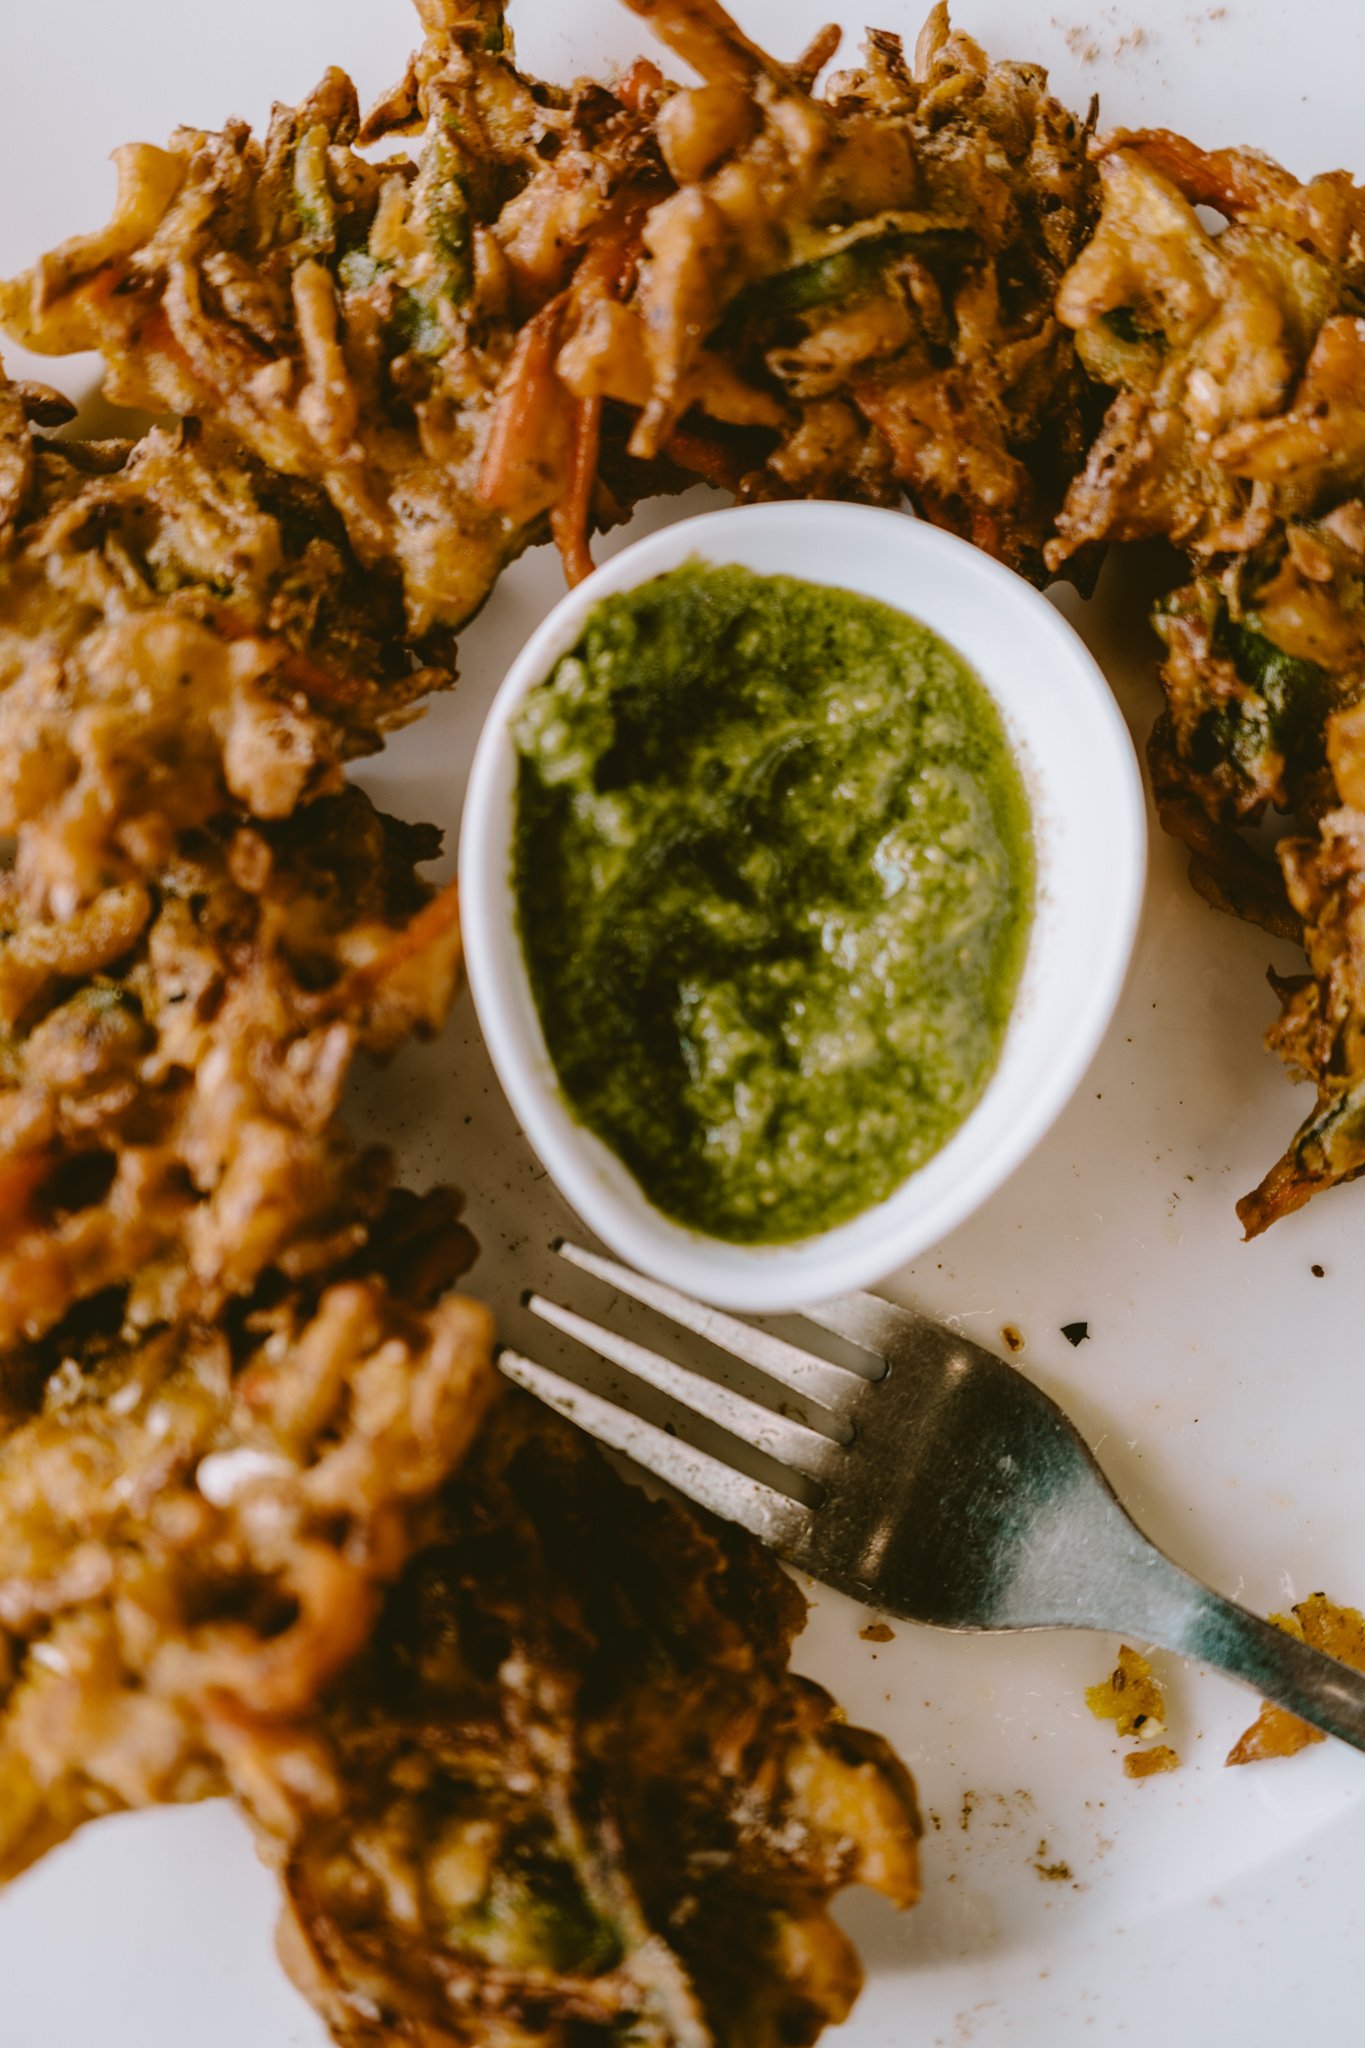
[459,500,1146,1312]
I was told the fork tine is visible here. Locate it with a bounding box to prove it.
[802,1290,917,1359]
[499,1351,812,1547]
[556,1242,865,1415]
[527,1293,842,1477]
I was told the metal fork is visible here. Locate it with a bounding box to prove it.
[502,1242,1365,1752]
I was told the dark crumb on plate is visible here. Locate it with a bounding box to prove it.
[1311,1263,1325,1277]
[1031,1840,1074,1881]
[1000,1324,1025,1354]
[1061,1321,1090,1346]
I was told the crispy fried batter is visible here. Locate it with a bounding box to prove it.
[0,13,670,632]
[1085,1643,1167,1741]
[1052,126,1365,1225]
[560,0,1099,583]
[1123,1743,1179,1779]
[0,1189,495,1883]
[1225,1593,1365,1764]
[2,0,1097,597]
[1049,133,1365,568]
[1049,132,1365,843]
[0,369,449,916]
[0,785,462,1347]
[211,1398,921,2048]
[1141,500,1365,955]
[1147,731,1303,940]
[1225,508,1365,1223]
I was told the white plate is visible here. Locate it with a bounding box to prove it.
[1,1,1363,2042]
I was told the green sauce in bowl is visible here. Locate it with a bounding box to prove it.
[512,560,1034,1244]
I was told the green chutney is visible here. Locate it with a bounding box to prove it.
[512,561,1034,1244]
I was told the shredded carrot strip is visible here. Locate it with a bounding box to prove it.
[615,57,665,111]
[341,877,461,1002]
[482,211,646,578]
[661,427,747,492]
[551,396,603,586]
[544,216,645,583]
[201,610,371,705]
[476,299,566,513]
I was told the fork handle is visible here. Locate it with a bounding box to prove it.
[1130,1562,1365,1753]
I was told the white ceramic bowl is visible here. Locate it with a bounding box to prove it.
[460,501,1145,1312]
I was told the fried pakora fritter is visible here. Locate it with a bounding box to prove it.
[1048,132,1365,846]
[0,8,673,632]
[1149,511,1365,833]
[1050,128,1365,1227]
[1048,132,1365,569]
[0,370,447,916]
[557,0,1100,583]
[1225,1592,1365,1765]
[1141,505,1365,942]
[211,1396,921,2048]
[0,784,461,1349]
[0,1188,495,1885]
[2,0,1097,598]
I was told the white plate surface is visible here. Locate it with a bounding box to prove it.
[1,0,1363,2042]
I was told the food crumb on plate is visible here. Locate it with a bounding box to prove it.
[1226,1592,1365,1764]
[1031,1839,1075,1881]
[1087,1645,1167,1740]
[1125,1744,1181,1779]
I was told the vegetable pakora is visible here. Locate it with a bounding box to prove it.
[583,0,1101,583]
[1,0,1099,597]
[1051,127,1365,1228]
[0,372,448,918]
[0,139,932,2040]
[0,2,1165,2031]
[0,1187,495,1886]
[0,17,671,632]
[217,1396,922,2048]
[0,784,462,1350]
